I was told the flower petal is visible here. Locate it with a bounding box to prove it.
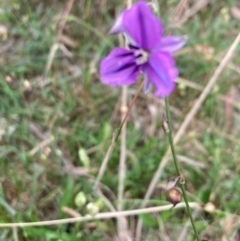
[143,51,178,98]
[100,48,139,87]
[111,1,163,51]
[143,74,152,93]
[109,13,124,34]
[157,36,188,53]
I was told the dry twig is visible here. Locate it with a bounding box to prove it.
[0,202,200,228]
[118,1,132,240]
[172,0,212,27]
[117,85,130,241]
[12,227,19,241]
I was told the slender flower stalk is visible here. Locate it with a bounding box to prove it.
[165,96,200,241]
[94,82,144,189]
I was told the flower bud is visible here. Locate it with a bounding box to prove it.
[167,187,182,208]
[204,202,216,213]
[86,202,99,216]
[74,192,87,208]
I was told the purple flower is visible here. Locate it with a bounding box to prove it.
[100,1,187,98]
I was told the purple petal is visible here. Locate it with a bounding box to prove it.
[100,48,140,87]
[109,13,124,34]
[157,36,188,53]
[111,1,163,51]
[143,74,152,93]
[142,51,178,98]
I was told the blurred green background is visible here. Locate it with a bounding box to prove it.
[0,0,240,240]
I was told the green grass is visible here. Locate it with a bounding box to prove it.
[0,0,240,240]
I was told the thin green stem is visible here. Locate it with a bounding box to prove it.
[165,97,200,241]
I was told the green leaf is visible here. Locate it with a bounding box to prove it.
[78,148,90,168]
[139,213,158,228]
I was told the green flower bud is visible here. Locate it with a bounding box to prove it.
[74,192,87,208]
[86,202,99,216]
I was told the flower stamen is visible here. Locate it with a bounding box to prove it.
[134,49,149,65]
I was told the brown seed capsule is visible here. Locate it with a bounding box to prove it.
[167,187,182,208]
